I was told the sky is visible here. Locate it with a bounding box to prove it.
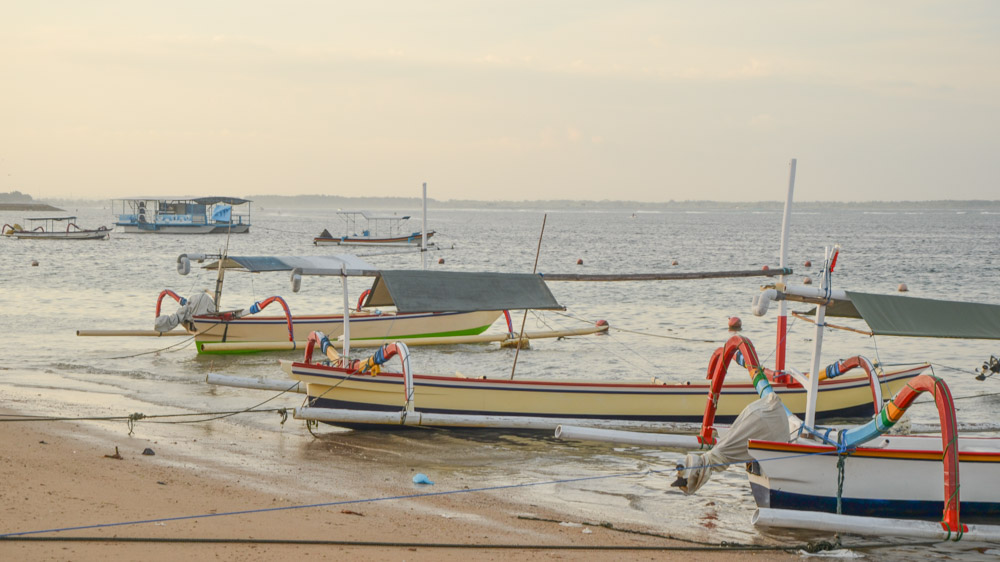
[3,1,999,202]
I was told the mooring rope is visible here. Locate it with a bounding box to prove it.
[0,445,854,540]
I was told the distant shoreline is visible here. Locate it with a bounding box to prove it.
[0,203,64,211]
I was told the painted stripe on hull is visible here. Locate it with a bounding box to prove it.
[749,482,1000,522]
[192,310,502,352]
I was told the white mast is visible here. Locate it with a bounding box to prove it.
[421,182,427,270]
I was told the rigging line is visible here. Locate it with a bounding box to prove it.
[0,447,840,539]
[0,409,286,424]
[147,388,298,425]
[105,336,195,359]
[929,362,979,374]
[0,532,942,555]
[526,310,662,377]
[548,309,720,343]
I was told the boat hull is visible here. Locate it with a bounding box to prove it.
[191,310,503,353]
[747,436,1000,521]
[313,231,435,247]
[117,223,250,234]
[287,363,926,426]
[10,230,110,240]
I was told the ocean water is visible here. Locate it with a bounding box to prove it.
[2,202,1000,558]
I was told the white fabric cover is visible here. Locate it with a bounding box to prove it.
[676,392,791,495]
[154,292,217,332]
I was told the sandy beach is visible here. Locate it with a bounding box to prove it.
[0,403,803,562]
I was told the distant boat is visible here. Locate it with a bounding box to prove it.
[314,210,433,247]
[2,216,110,240]
[112,197,251,234]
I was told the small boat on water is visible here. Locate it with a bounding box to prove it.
[112,197,251,234]
[2,216,110,240]
[313,210,433,247]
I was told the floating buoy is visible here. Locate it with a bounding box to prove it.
[576,259,583,265]
[804,260,812,268]
[31,260,38,267]
[803,276,813,285]
[671,260,678,266]
[595,319,609,335]
[437,258,444,264]
[761,265,770,271]
[898,283,908,292]
[728,317,742,332]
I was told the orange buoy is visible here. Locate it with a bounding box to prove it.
[438,258,444,264]
[31,260,39,267]
[671,260,678,266]
[804,260,812,267]
[898,283,908,292]
[595,319,609,334]
[761,265,770,271]
[728,317,742,332]
[576,259,583,265]
[803,276,813,285]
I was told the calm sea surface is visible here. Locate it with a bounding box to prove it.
[2,203,999,558]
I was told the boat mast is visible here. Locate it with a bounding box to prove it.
[421,182,427,270]
[776,158,796,374]
[804,244,837,427]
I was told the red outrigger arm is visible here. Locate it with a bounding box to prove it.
[246,296,294,341]
[698,335,773,446]
[839,374,964,537]
[155,290,187,317]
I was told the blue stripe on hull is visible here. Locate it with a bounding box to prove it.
[750,482,1000,523]
[307,397,878,424]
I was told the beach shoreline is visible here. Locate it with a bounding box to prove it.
[0,399,798,562]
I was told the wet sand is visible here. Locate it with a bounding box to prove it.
[0,404,797,562]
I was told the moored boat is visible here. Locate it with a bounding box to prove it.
[3,216,110,240]
[313,210,433,247]
[113,197,251,233]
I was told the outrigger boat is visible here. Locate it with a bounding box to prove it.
[2,216,110,240]
[555,160,1000,542]
[206,256,926,431]
[78,254,515,354]
[112,197,251,234]
[314,210,434,247]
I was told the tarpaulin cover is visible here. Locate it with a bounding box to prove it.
[364,270,563,313]
[845,291,1000,340]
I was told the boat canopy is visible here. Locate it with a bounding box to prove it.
[201,255,378,275]
[118,196,251,205]
[363,270,563,313]
[805,291,1000,340]
[192,254,563,313]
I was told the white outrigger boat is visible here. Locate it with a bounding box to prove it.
[204,249,926,431]
[78,254,518,354]
[3,216,110,240]
[555,160,1000,543]
[313,210,434,247]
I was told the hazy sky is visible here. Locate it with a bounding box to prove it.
[4,2,999,202]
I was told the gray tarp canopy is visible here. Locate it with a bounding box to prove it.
[364,270,563,313]
[199,255,563,313]
[809,291,1000,340]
